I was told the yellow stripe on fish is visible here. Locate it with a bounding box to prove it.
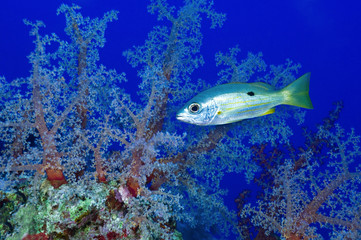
[224,101,272,112]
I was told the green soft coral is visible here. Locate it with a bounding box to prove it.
[8,204,45,240]
[68,198,95,223]
[7,180,113,238]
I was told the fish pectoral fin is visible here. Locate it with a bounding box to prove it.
[259,108,275,116]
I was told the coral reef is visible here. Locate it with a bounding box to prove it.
[1,1,358,240]
[237,102,361,239]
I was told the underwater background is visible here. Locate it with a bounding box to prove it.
[0,0,360,239]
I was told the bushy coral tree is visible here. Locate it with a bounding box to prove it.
[237,103,361,239]
[0,0,341,239]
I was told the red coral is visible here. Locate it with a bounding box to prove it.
[94,236,106,240]
[22,233,49,240]
[106,232,120,239]
[94,231,127,240]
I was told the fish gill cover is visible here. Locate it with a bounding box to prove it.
[0,0,360,240]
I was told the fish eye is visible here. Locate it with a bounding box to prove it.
[189,103,201,113]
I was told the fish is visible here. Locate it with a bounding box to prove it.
[176,73,313,126]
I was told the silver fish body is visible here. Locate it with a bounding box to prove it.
[176,73,313,126]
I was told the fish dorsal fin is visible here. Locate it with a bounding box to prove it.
[249,82,275,91]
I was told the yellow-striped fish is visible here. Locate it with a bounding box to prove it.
[176,73,313,126]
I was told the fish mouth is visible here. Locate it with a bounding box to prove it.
[176,113,199,125]
[176,113,193,124]
[176,114,187,122]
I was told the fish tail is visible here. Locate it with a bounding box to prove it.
[281,72,313,109]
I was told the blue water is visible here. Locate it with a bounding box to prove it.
[1,0,360,239]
